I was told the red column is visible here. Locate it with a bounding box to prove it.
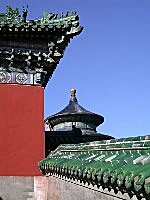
[0,84,44,176]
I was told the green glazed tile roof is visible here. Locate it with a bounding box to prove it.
[38,135,150,198]
[0,6,83,38]
[45,130,114,156]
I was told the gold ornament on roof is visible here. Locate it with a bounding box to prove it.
[70,88,76,97]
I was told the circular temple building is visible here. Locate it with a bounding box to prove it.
[45,89,104,135]
[45,89,114,155]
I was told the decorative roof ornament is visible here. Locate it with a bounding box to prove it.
[0,6,83,29]
[70,88,77,102]
[22,5,28,23]
[0,6,19,24]
[0,5,28,24]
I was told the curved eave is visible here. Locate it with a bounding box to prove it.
[45,112,104,127]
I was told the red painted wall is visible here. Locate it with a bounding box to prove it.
[0,84,44,176]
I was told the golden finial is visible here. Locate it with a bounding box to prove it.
[70,88,76,96]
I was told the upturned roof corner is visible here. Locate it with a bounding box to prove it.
[0,6,83,87]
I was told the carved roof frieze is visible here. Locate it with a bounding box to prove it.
[0,47,63,68]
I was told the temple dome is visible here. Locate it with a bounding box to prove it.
[45,89,104,134]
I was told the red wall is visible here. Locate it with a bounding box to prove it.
[0,84,44,176]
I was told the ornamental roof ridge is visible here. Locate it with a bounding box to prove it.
[0,6,82,29]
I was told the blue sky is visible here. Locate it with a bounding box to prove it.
[1,0,150,138]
